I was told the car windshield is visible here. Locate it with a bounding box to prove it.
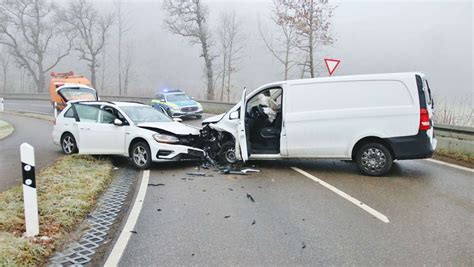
[120,105,172,123]
[166,94,190,102]
[59,87,97,101]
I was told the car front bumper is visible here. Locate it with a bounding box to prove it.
[170,109,203,118]
[151,142,205,162]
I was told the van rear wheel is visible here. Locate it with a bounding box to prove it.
[356,143,393,176]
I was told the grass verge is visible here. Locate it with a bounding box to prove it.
[0,120,14,139]
[434,149,474,169]
[0,155,113,266]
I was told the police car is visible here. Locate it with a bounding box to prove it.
[151,89,203,119]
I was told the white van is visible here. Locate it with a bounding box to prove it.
[201,72,436,176]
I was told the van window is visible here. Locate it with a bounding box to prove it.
[287,80,413,113]
[424,80,433,106]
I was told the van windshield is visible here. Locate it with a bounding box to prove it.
[59,87,97,101]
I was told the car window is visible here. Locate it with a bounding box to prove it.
[155,94,164,100]
[120,105,172,123]
[58,87,97,101]
[75,104,100,123]
[99,109,116,124]
[63,107,75,118]
[166,94,190,102]
[100,106,129,125]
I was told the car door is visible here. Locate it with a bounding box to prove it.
[74,104,125,154]
[237,88,248,161]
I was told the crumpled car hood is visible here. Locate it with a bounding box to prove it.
[137,122,200,135]
[202,113,225,125]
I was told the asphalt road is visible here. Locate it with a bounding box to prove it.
[4,99,54,114]
[0,112,60,191]
[119,159,473,266]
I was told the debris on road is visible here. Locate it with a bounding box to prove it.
[130,231,138,234]
[302,242,306,249]
[148,183,165,187]
[186,172,206,176]
[224,215,231,219]
[246,193,255,202]
[252,220,256,225]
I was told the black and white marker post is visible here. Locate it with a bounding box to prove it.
[21,143,39,237]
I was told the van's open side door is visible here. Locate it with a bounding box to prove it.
[237,88,248,161]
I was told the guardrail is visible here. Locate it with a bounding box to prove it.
[1,92,472,156]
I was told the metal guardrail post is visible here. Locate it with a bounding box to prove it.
[54,102,58,119]
[0,97,4,112]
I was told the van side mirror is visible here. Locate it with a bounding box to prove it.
[229,110,239,120]
[114,118,123,126]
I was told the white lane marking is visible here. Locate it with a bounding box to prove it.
[291,167,390,223]
[105,170,150,267]
[425,159,474,173]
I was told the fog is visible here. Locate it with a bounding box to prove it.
[5,0,473,106]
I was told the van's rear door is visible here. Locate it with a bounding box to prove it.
[417,75,437,149]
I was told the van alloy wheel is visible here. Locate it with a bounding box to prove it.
[356,142,393,176]
[361,148,386,173]
[219,141,239,165]
[224,147,237,164]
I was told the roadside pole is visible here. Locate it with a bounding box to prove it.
[53,102,58,118]
[0,97,4,112]
[20,143,39,237]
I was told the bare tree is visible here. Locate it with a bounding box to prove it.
[221,11,243,102]
[276,0,335,78]
[115,0,132,96]
[61,0,114,89]
[0,48,10,92]
[259,1,300,80]
[0,0,72,93]
[163,0,215,100]
[123,43,135,95]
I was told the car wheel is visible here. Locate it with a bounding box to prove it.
[61,133,78,155]
[356,142,393,176]
[130,141,152,169]
[196,115,202,119]
[219,141,239,165]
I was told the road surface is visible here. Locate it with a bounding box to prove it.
[0,112,60,191]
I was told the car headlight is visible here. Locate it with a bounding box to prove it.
[153,133,179,144]
[170,106,180,111]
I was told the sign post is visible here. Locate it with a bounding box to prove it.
[20,143,39,237]
[53,102,58,119]
[0,97,4,112]
[324,58,341,76]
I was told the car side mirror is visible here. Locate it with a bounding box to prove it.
[229,110,239,120]
[191,96,195,100]
[160,98,165,102]
[173,118,182,123]
[114,118,124,126]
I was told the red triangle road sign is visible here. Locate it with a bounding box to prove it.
[324,58,341,76]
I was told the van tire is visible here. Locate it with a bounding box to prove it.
[355,142,393,176]
[219,141,239,165]
[130,141,152,169]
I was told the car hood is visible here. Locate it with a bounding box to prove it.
[137,122,200,135]
[202,113,225,125]
[172,100,198,107]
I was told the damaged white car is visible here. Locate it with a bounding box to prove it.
[53,101,205,169]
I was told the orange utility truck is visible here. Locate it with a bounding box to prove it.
[49,71,98,110]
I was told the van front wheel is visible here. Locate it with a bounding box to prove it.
[356,143,393,176]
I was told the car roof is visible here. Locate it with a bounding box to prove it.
[68,101,148,107]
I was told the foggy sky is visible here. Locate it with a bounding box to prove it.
[50,0,473,105]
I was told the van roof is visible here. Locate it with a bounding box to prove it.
[259,72,426,89]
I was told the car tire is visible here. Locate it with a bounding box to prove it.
[196,115,202,119]
[130,141,152,169]
[61,133,78,155]
[356,142,393,176]
[219,141,239,165]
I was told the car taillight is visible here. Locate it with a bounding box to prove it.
[419,108,430,131]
